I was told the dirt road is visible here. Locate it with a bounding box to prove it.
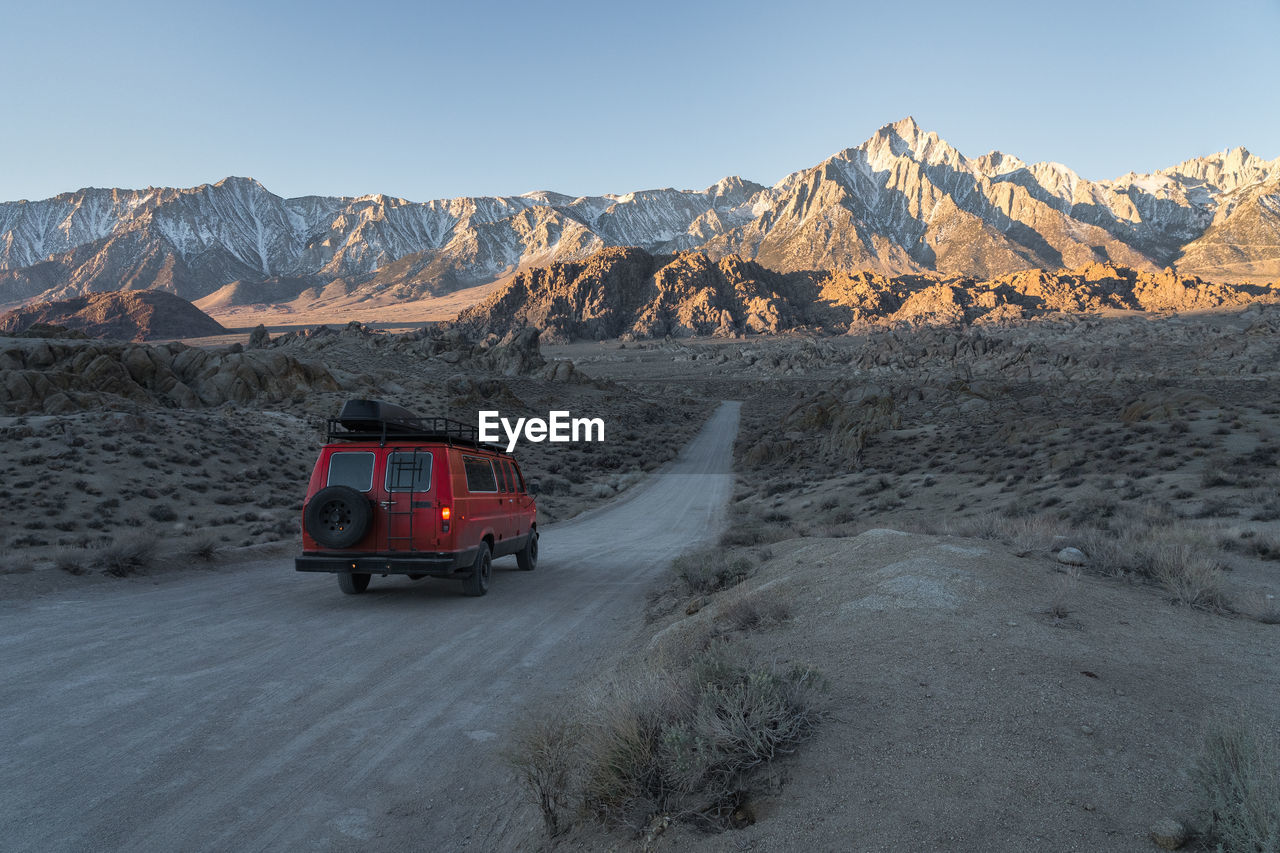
[0,401,740,852]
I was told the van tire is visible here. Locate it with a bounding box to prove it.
[305,486,371,549]
[463,545,492,597]
[516,531,538,571]
[338,572,371,594]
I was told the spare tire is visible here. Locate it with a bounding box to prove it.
[304,485,372,549]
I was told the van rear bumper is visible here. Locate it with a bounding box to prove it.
[296,548,477,577]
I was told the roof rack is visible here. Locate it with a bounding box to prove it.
[325,399,506,452]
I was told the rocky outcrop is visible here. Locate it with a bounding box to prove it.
[458,248,821,342]
[457,249,1280,340]
[0,290,226,341]
[0,338,339,414]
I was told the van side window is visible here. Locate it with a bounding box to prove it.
[508,461,525,493]
[385,451,432,493]
[463,455,498,493]
[327,451,375,492]
[495,460,511,493]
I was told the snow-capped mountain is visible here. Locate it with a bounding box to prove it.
[1,118,1276,310]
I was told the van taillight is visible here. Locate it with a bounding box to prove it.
[441,505,451,533]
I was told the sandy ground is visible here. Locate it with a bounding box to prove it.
[197,279,502,331]
[0,403,739,852]
[626,531,1280,852]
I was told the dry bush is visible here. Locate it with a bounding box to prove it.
[95,535,158,577]
[1143,543,1229,610]
[1193,723,1280,852]
[672,549,751,594]
[580,647,823,831]
[1052,502,1231,609]
[715,589,792,632]
[507,717,580,838]
[1045,566,1080,621]
[147,504,179,523]
[1068,527,1133,577]
[719,521,794,548]
[53,548,89,576]
[949,512,1060,554]
[182,534,220,563]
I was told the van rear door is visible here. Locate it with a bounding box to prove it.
[379,447,438,552]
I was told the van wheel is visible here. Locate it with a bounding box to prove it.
[463,545,492,597]
[407,574,427,581]
[338,572,370,595]
[517,531,538,571]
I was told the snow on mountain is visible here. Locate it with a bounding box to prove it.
[1,119,1277,311]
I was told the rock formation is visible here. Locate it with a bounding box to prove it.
[0,291,226,341]
[458,249,1279,341]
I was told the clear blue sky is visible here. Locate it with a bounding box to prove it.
[2,0,1277,202]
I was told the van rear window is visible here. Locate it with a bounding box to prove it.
[463,456,498,493]
[386,451,432,493]
[327,451,375,492]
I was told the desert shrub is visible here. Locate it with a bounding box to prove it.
[53,548,89,576]
[672,549,751,594]
[715,589,792,632]
[537,475,573,496]
[507,717,580,838]
[1202,463,1237,488]
[183,534,220,563]
[1063,509,1229,610]
[147,504,179,523]
[581,648,823,830]
[1193,723,1280,853]
[96,535,157,577]
[719,521,794,548]
[1143,543,1229,610]
[950,512,1059,554]
[1063,491,1119,526]
[1242,532,1280,561]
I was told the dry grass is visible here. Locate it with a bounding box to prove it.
[948,512,1061,556]
[581,647,823,830]
[1144,543,1230,610]
[715,588,792,632]
[1059,505,1232,611]
[95,534,158,577]
[181,534,220,563]
[509,644,824,838]
[1193,722,1280,852]
[671,548,752,595]
[506,718,580,838]
[52,548,90,576]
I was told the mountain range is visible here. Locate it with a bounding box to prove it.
[1,117,1277,313]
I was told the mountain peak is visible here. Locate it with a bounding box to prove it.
[888,116,922,135]
[861,115,965,170]
[212,176,265,189]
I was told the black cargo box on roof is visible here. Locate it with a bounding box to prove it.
[338,399,420,433]
[328,398,503,451]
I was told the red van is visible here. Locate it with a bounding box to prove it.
[295,399,538,596]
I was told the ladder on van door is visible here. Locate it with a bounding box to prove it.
[384,450,428,553]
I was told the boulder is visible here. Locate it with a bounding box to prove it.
[1148,818,1188,850]
[1056,547,1087,566]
